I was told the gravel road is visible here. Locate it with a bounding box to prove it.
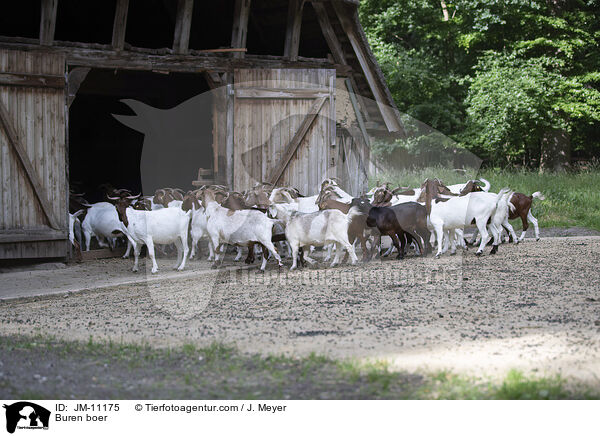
[1,235,599,387]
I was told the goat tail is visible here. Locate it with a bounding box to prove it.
[531,191,546,201]
[478,178,491,192]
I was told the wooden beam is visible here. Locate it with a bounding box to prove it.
[39,0,58,46]
[268,96,327,185]
[0,230,67,243]
[235,87,329,99]
[231,0,251,59]
[112,0,129,51]
[173,0,194,54]
[197,48,246,53]
[332,2,402,132]
[0,99,60,229]
[204,71,223,89]
[0,72,65,89]
[284,0,305,61]
[0,39,352,75]
[311,2,346,65]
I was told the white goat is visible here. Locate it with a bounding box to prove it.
[201,190,283,271]
[81,202,132,257]
[427,188,512,257]
[181,195,214,260]
[447,178,491,194]
[269,204,360,270]
[109,195,191,273]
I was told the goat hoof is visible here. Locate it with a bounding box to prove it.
[256,269,265,274]
[475,251,482,256]
[536,237,540,241]
[450,252,456,256]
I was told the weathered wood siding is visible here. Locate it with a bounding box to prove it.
[233,68,336,195]
[0,49,67,258]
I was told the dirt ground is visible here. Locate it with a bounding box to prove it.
[1,233,600,388]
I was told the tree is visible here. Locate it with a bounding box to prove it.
[360,0,600,167]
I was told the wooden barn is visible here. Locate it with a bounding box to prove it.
[0,0,403,260]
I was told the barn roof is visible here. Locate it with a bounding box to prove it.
[0,0,402,133]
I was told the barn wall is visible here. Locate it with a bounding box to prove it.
[233,68,335,195]
[0,49,68,258]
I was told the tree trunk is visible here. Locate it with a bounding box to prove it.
[539,128,570,172]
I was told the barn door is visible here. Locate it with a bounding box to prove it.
[233,69,336,195]
[0,49,68,259]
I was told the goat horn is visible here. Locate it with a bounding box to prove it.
[107,195,120,200]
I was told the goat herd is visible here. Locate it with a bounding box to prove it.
[68,177,545,274]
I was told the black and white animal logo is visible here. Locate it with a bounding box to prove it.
[3,402,50,434]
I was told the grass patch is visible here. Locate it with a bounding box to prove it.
[1,334,598,399]
[371,167,600,231]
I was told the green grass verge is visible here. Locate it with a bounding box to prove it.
[370,167,600,231]
[0,335,597,399]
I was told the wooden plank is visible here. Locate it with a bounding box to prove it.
[284,0,305,61]
[112,0,130,51]
[0,99,59,229]
[0,72,65,89]
[39,0,58,46]
[235,88,329,99]
[0,240,67,259]
[173,0,194,54]
[0,230,67,243]
[332,2,401,132]
[231,0,251,59]
[268,96,326,185]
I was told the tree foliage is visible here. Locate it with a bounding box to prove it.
[360,0,600,167]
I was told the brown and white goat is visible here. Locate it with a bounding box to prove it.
[507,192,545,241]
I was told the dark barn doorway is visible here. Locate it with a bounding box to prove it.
[69,69,213,201]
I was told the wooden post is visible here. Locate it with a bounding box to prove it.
[112,0,129,51]
[284,0,305,61]
[231,0,251,59]
[173,0,194,54]
[39,0,58,46]
[225,75,235,188]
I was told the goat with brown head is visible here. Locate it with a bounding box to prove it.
[458,180,484,196]
[107,193,142,227]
